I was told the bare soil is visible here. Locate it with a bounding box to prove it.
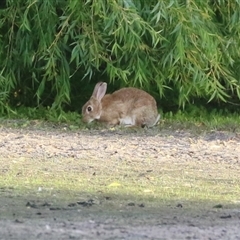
[0,120,240,240]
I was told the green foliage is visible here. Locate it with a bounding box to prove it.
[0,0,240,113]
[1,105,81,124]
[163,104,240,131]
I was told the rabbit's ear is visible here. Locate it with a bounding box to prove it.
[92,82,107,101]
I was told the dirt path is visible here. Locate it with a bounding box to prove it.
[0,123,240,239]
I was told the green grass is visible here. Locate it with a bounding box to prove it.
[162,107,240,132]
[0,156,239,206]
[1,105,240,132]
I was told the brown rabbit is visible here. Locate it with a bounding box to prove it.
[82,82,160,127]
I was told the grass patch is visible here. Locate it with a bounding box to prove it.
[162,107,240,132]
[0,156,239,206]
[1,105,240,133]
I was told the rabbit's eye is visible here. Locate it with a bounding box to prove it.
[87,106,92,112]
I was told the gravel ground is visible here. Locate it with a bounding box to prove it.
[0,122,240,239]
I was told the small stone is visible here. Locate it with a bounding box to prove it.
[176,203,183,208]
[213,204,223,208]
[127,202,135,206]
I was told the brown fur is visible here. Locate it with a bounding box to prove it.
[82,83,160,127]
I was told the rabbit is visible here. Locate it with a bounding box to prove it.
[82,82,160,127]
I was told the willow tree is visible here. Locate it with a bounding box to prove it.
[0,0,240,113]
